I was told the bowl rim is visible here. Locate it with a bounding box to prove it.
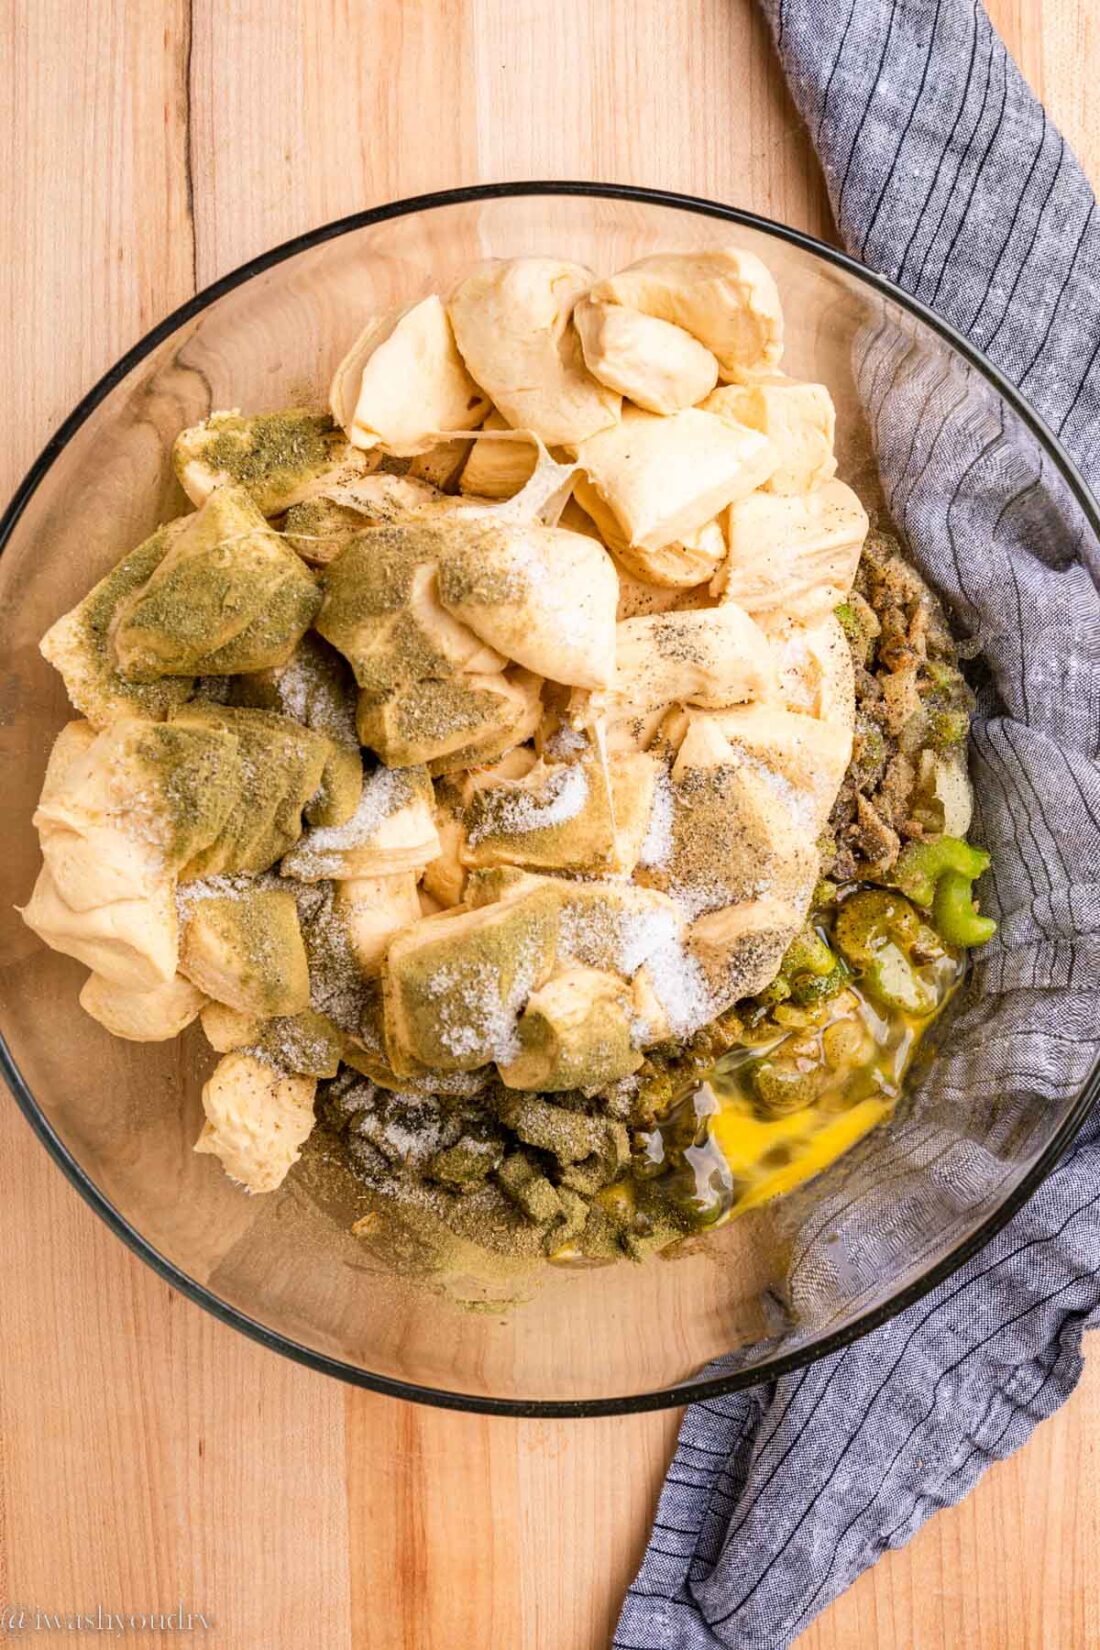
[2,178,1098,1419]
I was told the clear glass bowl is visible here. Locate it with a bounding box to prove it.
[2,183,1096,1416]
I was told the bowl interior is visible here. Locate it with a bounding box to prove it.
[1,186,1095,1413]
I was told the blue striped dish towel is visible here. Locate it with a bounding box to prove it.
[616,3,1100,1645]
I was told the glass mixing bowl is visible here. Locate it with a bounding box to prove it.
[2,183,1097,1416]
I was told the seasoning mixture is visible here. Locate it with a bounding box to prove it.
[21,246,996,1269]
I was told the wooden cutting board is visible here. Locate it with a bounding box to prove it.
[1,2,1097,1646]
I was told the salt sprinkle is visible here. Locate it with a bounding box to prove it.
[637,767,674,869]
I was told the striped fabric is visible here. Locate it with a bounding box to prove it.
[615,3,1100,1645]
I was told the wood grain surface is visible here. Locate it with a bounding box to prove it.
[1,2,1097,1646]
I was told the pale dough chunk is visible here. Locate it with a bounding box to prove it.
[357,670,543,775]
[39,525,196,728]
[421,792,468,908]
[448,258,620,447]
[407,435,474,490]
[112,485,321,680]
[640,714,819,919]
[576,479,727,590]
[607,751,662,876]
[179,887,311,1017]
[435,520,619,690]
[619,519,727,592]
[704,703,853,829]
[460,755,616,872]
[497,965,642,1092]
[465,868,686,975]
[458,412,539,499]
[200,1000,261,1052]
[318,523,505,696]
[382,891,561,1073]
[194,1051,317,1194]
[607,605,776,713]
[79,971,206,1041]
[575,407,775,554]
[280,763,440,881]
[20,863,178,991]
[719,480,868,622]
[33,717,237,908]
[591,247,784,382]
[769,613,856,727]
[334,872,422,973]
[330,294,490,456]
[573,297,719,414]
[704,381,836,495]
[613,566,714,621]
[173,409,376,515]
[686,897,803,1014]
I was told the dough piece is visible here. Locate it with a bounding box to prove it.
[330,294,490,456]
[687,897,805,1014]
[179,886,311,1017]
[200,1000,261,1053]
[79,971,206,1041]
[34,718,238,908]
[112,485,321,680]
[614,518,727,592]
[407,435,474,490]
[170,703,335,875]
[435,520,619,689]
[606,605,776,714]
[357,671,542,775]
[573,297,718,414]
[280,762,439,881]
[39,522,195,728]
[194,1051,317,1194]
[465,867,686,977]
[638,715,818,921]
[703,380,836,495]
[20,863,178,991]
[282,497,372,567]
[382,892,561,1072]
[497,965,643,1091]
[719,480,868,622]
[458,411,539,499]
[590,247,784,381]
[704,702,853,829]
[334,872,422,973]
[228,633,362,826]
[574,406,774,554]
[317,522,505,694]
[421,791,468,908]
[770,613,856,726]
[448,258,620,447]
[230,631,359,746]
[173,409,376,515]
[607,751,662,876]
[461,755,615,871]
